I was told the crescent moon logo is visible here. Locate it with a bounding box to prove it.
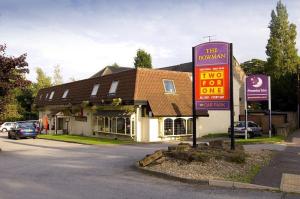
[252,77,263,88]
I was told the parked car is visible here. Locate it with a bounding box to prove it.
[16,120,41,134]
[8,122,38,139]
[0,122,17,132]
[228,121,262,138]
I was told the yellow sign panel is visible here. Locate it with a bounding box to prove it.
[200,87,224,95]
[200,70,224,80]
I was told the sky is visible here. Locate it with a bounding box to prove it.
[1,0,300,83]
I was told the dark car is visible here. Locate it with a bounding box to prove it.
[8,122,38,139]
[228,121,262,138]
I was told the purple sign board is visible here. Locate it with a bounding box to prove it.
[194,42,231,111]
[246,75,269,101]
[195,42,230,66]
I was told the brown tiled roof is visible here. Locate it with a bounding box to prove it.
[134,69,192,116]
[35,67,208,117]
[35,69,137,107]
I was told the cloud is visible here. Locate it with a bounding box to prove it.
[1,0,300,82]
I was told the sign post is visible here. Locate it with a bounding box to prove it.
[268,76,272,138]
[192,47,197,147]
[244,76,248,139]
[193,42,234,149]
[245,75,271,137]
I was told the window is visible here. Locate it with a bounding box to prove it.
[187,118,193,134]
[97,117,104,131]
[117,118,125,134]
[110,118,117,133]
[104,117,110,132]
[163,80,176,93]
[39,94,43,100]
[49,91,55,100]
[62,89,69,98]
[174,118,186,135]
[164,118,173,135]
[109,81,119,95]
[125,118,130,135]
[91,84,100,96]
[45,93,49,99]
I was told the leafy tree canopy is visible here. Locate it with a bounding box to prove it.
[53,65,63,85]
[241,59,266,75]
[134,49,152,68]
[32,67,52,96]
[265,0,300,111]
[265,0,300,77]
[0,44,30,117]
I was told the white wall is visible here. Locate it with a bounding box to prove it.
[69,109,93,136]
[148,118,160,142]
[196,77,241,137]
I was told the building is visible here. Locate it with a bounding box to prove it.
[34,62,245,142]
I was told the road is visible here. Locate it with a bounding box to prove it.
[0,133,298,199]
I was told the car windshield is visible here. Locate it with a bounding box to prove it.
[17,123,34,128]
[234,122,245,127]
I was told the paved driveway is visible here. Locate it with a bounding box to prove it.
[253,130,300,188]
[0,133,296,199]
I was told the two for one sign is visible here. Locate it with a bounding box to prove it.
[194,42,231,111]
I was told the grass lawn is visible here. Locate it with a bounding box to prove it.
[236,135,285,145]
[38,134,133,145]
[226,151,274,183]
[201,133,228,139]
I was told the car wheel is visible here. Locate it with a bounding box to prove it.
[32,136,37,139]
[2,128,7,132]
[15,134,20,140]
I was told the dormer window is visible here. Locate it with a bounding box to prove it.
[62,89,69,98]
[109,81,119,96]
[45,93,49,99]
[39,94,43,100]
[91,84,100,96]
[163,79,176,94]
[49,91,55,100]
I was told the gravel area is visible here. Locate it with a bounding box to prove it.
[145,150,274,182]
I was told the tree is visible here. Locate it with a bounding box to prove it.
[265,1,300,111]
[107,62,120,67]
[134,49,152,68]
[32,67,52,96]
[240,59,266,75]
[53,65,63,85]
[0,44,30,119]
[265,0,299,77]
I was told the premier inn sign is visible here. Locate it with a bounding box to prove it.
[194,42,231,110]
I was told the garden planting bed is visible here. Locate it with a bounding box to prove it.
[138,141,273,183]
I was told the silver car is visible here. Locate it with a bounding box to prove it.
[0,122,17,132]
[228,121,262,138]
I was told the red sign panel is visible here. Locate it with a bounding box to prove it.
[194,42,231,110]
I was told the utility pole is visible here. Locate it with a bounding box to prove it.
[298,66,300,128]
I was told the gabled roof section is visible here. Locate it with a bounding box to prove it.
[35,67,207,117]
[134,68,193,116]
[90,66,133,78]
[35,69,137,107]
[158,62,193,72]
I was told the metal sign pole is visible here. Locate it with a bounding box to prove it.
[192,47,197,148]
[268,76,272,138]
[244,76,248,140]
[229,43,235,150]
